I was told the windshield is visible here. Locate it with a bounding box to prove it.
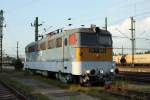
[80,32,112,47]
[98,34,112,46]
[80,33,97,46]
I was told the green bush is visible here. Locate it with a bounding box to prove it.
[13,59,23,71]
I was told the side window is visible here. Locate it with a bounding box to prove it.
[48,39,56,49]
[35,45,38,51]
[28,45,36,52]
[56,37,62,47]
[28,47,31,52]
[37,45,40,51]
[64,38,67,46]
[40,42,46,50]
[25,48,28,53]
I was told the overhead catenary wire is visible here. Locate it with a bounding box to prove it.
[2,0,150,57]
[7,0,41,14]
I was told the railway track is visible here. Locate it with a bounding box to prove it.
[107,90,150,100]
[118,72,150,83]
[0,81,28,100]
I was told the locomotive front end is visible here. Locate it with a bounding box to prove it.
[72,27,116,85]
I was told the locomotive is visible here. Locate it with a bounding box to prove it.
[24,26,116,85]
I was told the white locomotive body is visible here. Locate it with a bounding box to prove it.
[24,27,116,85]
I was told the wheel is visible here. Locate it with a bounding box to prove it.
[79,77,85,86]
[28,69,35,75]
[64,74,73,83]
[99,79,105,86]
[55,73,60,80]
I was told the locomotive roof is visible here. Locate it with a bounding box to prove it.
[64,28,111,34]
[25,41,37,49]
[25,27,111,48]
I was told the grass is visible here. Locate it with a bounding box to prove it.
[4,71,123,100]
[33,93,51,100]
[113,78,150,93]
[1,70,150,100]
[23,73,123,99]
[68,85,125,100]
[31,75,69,89]
[0,72,50,100]
[0,74,33,93]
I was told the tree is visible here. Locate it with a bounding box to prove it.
[13,59,23,71]
[145,50,150,54]
[120,55,126,64]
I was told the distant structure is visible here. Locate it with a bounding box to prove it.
[17,41,19,59]
[0,10,4,71]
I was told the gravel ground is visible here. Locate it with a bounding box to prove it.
[1,67,100,100]
[10,77,100,100]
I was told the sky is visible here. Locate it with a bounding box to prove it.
[0,0,150,57]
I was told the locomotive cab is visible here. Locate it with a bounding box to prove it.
[69,27,115,85]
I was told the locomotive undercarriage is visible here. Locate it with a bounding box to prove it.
[79,73,115,86]
[54,71,115,86]
[25,68,115,86]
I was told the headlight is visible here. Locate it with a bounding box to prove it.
[90,69,96,75]
[112,63,115,67]
[100,69,104,74]
[112,62,116,67]
[85,70,90,74]
[110,68,114,73]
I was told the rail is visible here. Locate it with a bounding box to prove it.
[118,72,150,83]
[0,80,28,100]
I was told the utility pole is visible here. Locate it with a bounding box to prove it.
[0,10,4,71]
[129,17,136,67]
[31,17,42,41]
[105,17,107,31]
[17,41,19,59]
[122,45,124,56]
[103,17,108,30]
